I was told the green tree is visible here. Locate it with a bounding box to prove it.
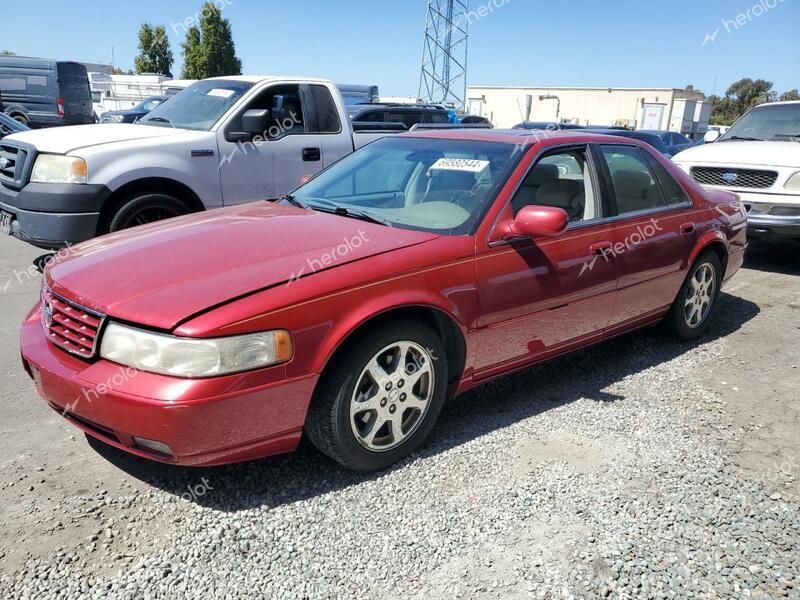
[180,2,241,79]
[0,50,16,55]
[134,23,174,77]
[180,26,204,79]
[710,78,777,125]
[780,89,800,102]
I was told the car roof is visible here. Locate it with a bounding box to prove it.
[204,75,333,85]
[398,128,660,148]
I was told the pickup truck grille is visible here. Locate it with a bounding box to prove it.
[691,167,778,189]
[42,288,106,359]
[0,142,30,189]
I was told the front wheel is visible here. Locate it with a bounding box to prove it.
[305,321,448,472]
[107,193,190,232]
[666,251,723,340]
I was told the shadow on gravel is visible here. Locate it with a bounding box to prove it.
[744,240,800,276]
[87,292,760,513]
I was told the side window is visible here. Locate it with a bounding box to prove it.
[511,147,598,223]
[388,111,421,130]
[599,145,667,215]
[307,85,341,134]
[0,75,27,92]
[356,111,385,123]
[643,153,691,206]
[230,84,306,139]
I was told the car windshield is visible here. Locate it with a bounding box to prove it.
[292,137,524,236]
[132,97,164,112]
[719,104,800,142]
[139,80,253,131]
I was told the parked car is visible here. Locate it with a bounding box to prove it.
[673,101,800,241]
[19,130,747,471]
[0,56,94,128]
[0,76,395,250]
[459,115,493,127]
[0,112,29,139]
[513,121,586,131]
[584,129,672,157]
[100,95,170,123]
[349,103,451,129]
[639,130,694,156]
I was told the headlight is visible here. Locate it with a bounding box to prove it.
[99,322,293,378]
[31,155,88,184]
[785,172,800,192]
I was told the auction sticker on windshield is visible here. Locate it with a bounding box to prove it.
[428,158,491,176]
[207,88,236,99]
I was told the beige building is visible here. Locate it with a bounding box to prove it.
[466,85,709,134]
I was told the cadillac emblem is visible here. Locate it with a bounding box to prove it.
[42,301,54,328]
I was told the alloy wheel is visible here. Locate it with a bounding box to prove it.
[684,262,716,329]
[349,341,435,452]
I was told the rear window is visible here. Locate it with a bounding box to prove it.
[308,85,341,134]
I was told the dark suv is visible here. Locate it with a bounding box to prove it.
[349,103,451,130]
[0,57,94,128]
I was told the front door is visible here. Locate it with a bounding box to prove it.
[474,145,619,376]
[217,83,322,204]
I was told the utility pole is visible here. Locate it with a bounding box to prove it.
[418,0,469,109]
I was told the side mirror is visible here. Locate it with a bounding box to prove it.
[226,109,270,143]
[496,205,569,240]
[704,130,721,143]
[242,109,269,134]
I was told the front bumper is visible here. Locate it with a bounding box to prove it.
[0,182,110,249]
[736,192,800,238]
[20,309,318,466]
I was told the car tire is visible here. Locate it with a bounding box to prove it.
[10,113,28,126]
[666,250,723,341]
[106,193,190,233]
[305,320,448,472]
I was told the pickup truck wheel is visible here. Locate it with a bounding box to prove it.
[107,193,189,232]
[666,251,722,341]
[305,321,448,472]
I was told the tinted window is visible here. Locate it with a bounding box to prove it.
[356,111,386,123]
[0,73,50,95]
[643,153,690,206]
[388,111,424,129]
[599,145,667,215]
[308,85,341,134]
[428,111,450,124]
[511,147,598,223]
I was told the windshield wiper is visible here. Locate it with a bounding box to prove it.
[317,205,392,227]
[774,133,800,141]
[278,194,307,209]
[720,135,763,142]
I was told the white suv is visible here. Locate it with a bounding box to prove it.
[673,101,800,241]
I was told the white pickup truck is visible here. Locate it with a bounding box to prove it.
[673,101,800,241]
[0,76,391,249]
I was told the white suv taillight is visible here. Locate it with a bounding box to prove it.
[56,97,65,118]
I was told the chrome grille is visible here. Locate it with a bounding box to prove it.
[691,167,778,189]
[42,288,105,359]
[0,142,30,189]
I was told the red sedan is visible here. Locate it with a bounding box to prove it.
[20,130,747,471]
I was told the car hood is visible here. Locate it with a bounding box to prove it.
[672,140,800,168]
[5,123,190,154]
[45,203,440,331]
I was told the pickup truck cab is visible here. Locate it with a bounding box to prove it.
[673,101,800,241]
[0,76,382,249]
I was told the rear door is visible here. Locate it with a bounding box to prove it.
[595,144,699,327]
[56,63,93,124]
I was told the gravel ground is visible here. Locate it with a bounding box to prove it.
[1,239,799,599]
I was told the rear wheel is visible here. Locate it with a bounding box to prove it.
[107,193,190,232]
[10,113,28,125]
[305,321,448,472]
[666,251,723,340]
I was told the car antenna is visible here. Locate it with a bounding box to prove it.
[516,99,530,130]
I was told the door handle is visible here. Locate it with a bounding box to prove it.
[302,147,321,162]
[589,241,613,256]
[680,222,695,234]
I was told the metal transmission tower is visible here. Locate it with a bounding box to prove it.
[418,0,469,108]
